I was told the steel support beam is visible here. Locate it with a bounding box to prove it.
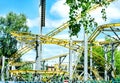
[110,27,120,40]
[69,37,73,81]
[111,43,115,78]
[59,57,61,70]
[35,35,42,70]
[35,0,45,70]
[84,32,88,82]
[42,61,45,70]
[6,64,10,80]
[1,56,5,81]
[59,56,66,70]
[104,45,108,81]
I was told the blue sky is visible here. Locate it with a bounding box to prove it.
[0,0,120,65]
[0,0,70,63]
[0,0,39,18]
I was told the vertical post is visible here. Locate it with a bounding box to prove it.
[104,45,108,81]
[11,65,16,78]
[59,57,61,70]
[1,56,5,81]
[35,0,45,70]
[84,32,88,82]
[69,37,73,81]
[111,43,115,78]
[6,64,10,80]
[35,35,42,70]
[40,0,45,27]
[42,61,45,70]
[33,63,36,70]
[90,44,92,79]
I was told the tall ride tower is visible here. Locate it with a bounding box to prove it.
[35,0,46,70]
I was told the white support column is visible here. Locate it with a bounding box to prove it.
[111,43,115,78]
[6,64,10,80]
[104,45,108,81]
[11,65,16,79]
[69,37,73,81]
[33,63,36,70]
[59,57,61,70]
[1,56,5,81]
[35,0,43,70]
[84,32,88,82]
[35,44,42,70]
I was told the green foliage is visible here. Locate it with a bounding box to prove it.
[0,12,29,58]
[66,0,110,36]
[115,50,120,74]
[93,45,120,75]
[92,46,105,68]
[93,46,104,55]
[19,64,32,70]
[18,64,33,81]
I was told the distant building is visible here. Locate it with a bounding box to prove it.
[46,65,54,71]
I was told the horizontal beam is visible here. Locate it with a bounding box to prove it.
[41,53,68,61]
[9,70,68,75]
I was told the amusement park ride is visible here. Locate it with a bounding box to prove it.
[2,0,120,82]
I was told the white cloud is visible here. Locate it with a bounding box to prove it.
[26,16,68,30]
[55,34,69,39]
[27,18,39,28]
[90,7,110,25]
[45,0,70,28]
[50,0,69,18]
[42,45,68,55]
[0,14,6,17]
[90,0,120,26]
[45,18,67,28]
[21,50,36,61]
[106,1,120,20]
[27,0,70,29]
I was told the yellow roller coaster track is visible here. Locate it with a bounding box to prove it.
[10,31,111,69]
[9,70,68,75]
[10,22,119,76]
[9,1,117,78]
[45,0,115,37]
[41,53,69,62]
[88,23,120,42]
[9,31,82,64]
[10,53,68,66]
[9,0,115,64]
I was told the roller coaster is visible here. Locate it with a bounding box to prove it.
[1,0,120,82]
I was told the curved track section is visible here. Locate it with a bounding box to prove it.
[88,23,120,42]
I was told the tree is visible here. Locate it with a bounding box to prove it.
[66,0,111,36]
[0,12,29,81]
[0,12,28,58]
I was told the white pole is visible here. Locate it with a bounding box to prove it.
[1,56,5,81]
[111,43,115,78]
[84,31,88,82]
[69,36,73,81]
[104,45,108,81]
[35,0,42,70]
[6,64,10,80]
